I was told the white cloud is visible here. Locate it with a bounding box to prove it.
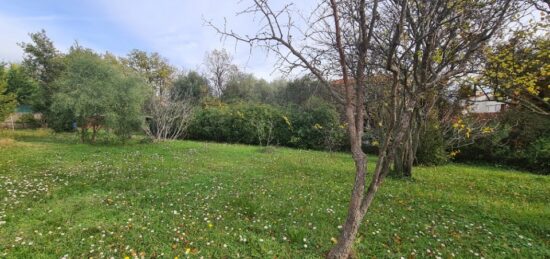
[1,0,317,80]
[0,12,101,63]
[93,0,314,80]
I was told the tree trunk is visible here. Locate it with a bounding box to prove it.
[403,137,413,178]
[92,125,98,143]
[405,125,422,177]
[327,97,416,258]
[392,118,417,178]
[327,146,394,258]
[80,126,87,143]
[327,204,364,258]
[327,153,367,258]
[391,137,412,178]
[392,146,405,177]
[326,0,387,256]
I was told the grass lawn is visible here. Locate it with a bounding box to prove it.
[0,129,549,258]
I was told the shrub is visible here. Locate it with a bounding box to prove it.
[51,47,149,142]
[454,110,550,174]
[144,98,194,141]
[285,97,346,150]
[525,137,550,174]
[188,102,290,146]
[47,109,76,132]
[107,73,149,141]
[187,99,346,151]
[416,119,448,165]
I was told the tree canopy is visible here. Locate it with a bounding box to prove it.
[481,32,550,115]
[5,63,38,105]
[51,46,149,142]
[0,64,17,122]
[18,30,65,114]
[124,49,176,97]
[170,71,210,103]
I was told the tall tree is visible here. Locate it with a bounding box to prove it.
[221,71,275,103]
[5,64,38,105]
[276,76,332,106]
[170,71,210,103]
[52,46,148,142]
[18,30,65,114]
[209,0,521,257]
[479,30,549,116]
[124,50,176,97]
[371,0,526,177]
[203,49,238,97]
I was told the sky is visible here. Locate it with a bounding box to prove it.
[0,0,313,80]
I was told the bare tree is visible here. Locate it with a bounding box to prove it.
[208,1,381,256]
[372,0,525,177]
[144,97,194,141]
[203,49,238,97]
[208,0,520,257]
[255,118,275,146]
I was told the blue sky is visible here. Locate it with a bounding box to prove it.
[0,0,313,79]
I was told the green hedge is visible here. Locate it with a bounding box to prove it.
[455,110,550,175]
[187,99,347,151]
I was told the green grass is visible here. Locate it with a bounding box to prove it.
[0,129,549,258]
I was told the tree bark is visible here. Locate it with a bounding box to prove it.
[393,147,403,177]
[327,153,367,258]
[326,0,370,256]
[393,132,413,178]
[403,137,413,178]
[328,102,416,258]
